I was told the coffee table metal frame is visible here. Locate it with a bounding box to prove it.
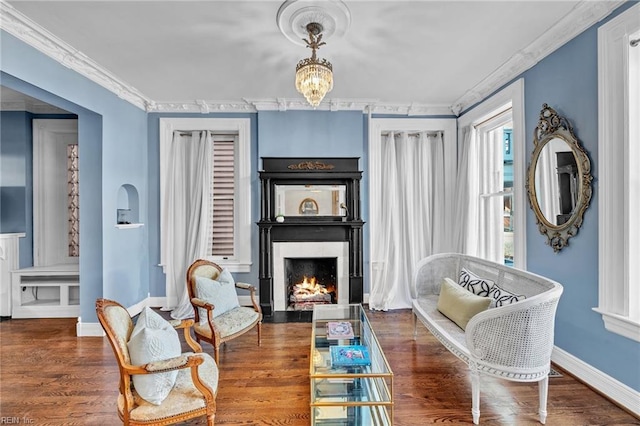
[310,304,393,425]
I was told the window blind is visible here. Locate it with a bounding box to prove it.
[210,138,236,257]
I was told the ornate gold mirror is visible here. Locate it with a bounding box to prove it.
[526,104,593,252]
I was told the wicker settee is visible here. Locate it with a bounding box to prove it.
[411,253,563,424]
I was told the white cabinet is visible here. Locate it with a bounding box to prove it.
[11,264,79,318]
[0,233,25,317]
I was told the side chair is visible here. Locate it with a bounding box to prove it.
[186,259,262,363]
[96,298,218,425]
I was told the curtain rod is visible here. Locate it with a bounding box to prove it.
[473,107,512,129]
[381,131,442,137]
[177,130,237,137]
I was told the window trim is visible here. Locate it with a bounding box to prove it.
[159,118,251,273]
[457,79,526,269]
[594,3,640,343]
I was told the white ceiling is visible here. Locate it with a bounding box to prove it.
[1,1,621,113]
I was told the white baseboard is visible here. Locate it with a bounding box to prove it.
[76,317,104,337]
[76,296,169,337]
[552,346,640,417]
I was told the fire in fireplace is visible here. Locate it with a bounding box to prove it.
[285,257,337,311]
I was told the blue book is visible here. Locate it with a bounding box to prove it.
[330,345,371,367]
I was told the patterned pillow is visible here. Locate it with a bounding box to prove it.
[195,268,240,323]
[127,307,181,405]
[458,267,494,297]
[488,284,526,307]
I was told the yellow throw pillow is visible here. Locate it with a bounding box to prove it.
[437,277,492,330]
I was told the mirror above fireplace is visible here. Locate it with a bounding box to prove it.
[275,184,346,217]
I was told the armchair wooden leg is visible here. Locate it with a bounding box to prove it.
[257,322,262,345]
[207,413,215,425]
[214,344,220,364]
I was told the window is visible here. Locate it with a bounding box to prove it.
[209,136,236,258]
[595,4,640,342]
[159,118,251,273]
[67,143,79,257]
[476,116,514,265]
[456,79,526,268]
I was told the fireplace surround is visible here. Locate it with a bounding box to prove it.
[258,157,364,320]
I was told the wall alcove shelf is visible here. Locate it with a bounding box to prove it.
[115,223,144,229]
[258,157,364,317]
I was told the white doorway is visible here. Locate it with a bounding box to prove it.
[32,119,79,267]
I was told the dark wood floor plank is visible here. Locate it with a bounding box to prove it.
[1,309,638,425]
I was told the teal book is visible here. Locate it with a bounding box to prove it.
[330,345,371,367]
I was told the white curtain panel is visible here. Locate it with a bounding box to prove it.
[452,126,478,254]
[455,125,504,262]
[160,130,213,319]
[369,132,446,311]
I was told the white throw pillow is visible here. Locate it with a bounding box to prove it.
[195,268,240,323]
[488,283,526,307]
[458,267,494,297]
[127,307,181,405]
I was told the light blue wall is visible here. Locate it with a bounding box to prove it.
[518,2,639,391]
[0,111,30,236]
[1,31,149,321]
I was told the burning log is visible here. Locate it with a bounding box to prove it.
[289,276,332,305]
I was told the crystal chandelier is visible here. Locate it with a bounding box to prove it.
[295,22,333,107]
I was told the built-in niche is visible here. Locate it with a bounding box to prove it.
[116,184,143,228]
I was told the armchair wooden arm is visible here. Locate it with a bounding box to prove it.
[236,282,262,313]
[169,318,203,352]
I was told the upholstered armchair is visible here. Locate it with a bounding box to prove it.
[186,259,262,362]
[96,298,218,425]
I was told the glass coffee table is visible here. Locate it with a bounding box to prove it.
[310,304,393,425]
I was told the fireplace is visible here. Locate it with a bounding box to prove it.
[258,158,363,320]
[273,241,350,311]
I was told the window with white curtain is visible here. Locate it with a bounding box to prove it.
[456,79,526,269]
[368,118,457,311]
[159,118,251,274]
[595,3,640,342]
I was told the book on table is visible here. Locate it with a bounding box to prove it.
[326,321,354,340]
[330,345,371,367]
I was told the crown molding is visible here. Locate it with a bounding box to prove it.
[148,98,454,115]
[0,100,69,114]
[0,0,152,111]
[451,0,625,115]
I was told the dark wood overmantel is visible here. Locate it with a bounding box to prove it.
[257,157,364,318]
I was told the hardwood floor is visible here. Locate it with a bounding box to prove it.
[1,309,638,425]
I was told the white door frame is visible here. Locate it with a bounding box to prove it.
[33,119,79,267]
